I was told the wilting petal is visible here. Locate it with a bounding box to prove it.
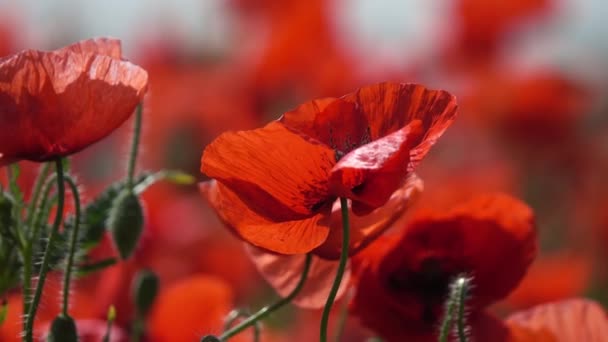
[507,299,608,342]
[201,181,330,254]
[245,244,351,309]
[341,82,457,169]
[0,38,148,165]
[315,174,424,259]
[148,275,234,341]
[201,121,335,221]
[280,97,369,152]
[329,120,423,213]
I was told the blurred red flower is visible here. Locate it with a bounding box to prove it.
[147,275,240,342]
[504,253,592,311]
[231,0,356,99]
[0,38,148,166]
[200,82,457,256]
[349,193,537,341]
[452,0,553,59]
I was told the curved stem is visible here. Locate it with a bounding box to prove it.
[127,104,143,189]
[61,176,81,317]
[24,158,65,342]
[320,197,350,342]
[224,309,260,342]
[219,253,313,341]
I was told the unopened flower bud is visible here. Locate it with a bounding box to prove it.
[47,315,77,342]
[107,189,144,259]
[132,269,159,316]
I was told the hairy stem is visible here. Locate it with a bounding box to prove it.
[23,159,65,342]
[61,176,81,317]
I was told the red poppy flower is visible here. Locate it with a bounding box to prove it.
[200,82,457,256]
[0,38,148,166]
[349,193,536,341]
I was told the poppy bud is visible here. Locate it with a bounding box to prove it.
[201,335,221,342]
[47,314,77,342]
[107,189,144,259]
[132,269,159,316]
[0,191,12,233]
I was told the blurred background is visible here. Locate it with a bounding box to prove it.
[1,0,607,341]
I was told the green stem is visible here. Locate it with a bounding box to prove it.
[438,276,471,342]
[224,309,260,342]
[22,174,57,327]
[333,289,352,342]
[61,176,81,317]
[219,253,313,341]
[127,104,143,189]
[23,159,65,342]
[25,163,51,229]
[456,278,470,342]
[320,197,350,342]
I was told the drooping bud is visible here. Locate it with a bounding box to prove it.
[132,269,159,317]
[107,189,144,259]
[47,314,77,342]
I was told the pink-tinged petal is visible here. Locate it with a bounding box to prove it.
[245,244,351,308]
[200,181,331,255]
[315,174,424,259]
[201,121,336,221]
[507,299,608,342]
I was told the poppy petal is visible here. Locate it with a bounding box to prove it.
[279,97,369,152]
[200,180,331,254]
[0,38,148,165]
[341,82,457,169]
[245,244,351,309]
[507,299,608,342]
[201,121,335,221]
[328,120,423,213]
[315,174,424,259]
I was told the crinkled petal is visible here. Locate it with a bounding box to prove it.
[200,180,331,254]
[280,97,369,152]
[315,174,424,259]
[341,82,457,169]
[245,244,351,309]
[201,121,335,220]
[507,299,608,342]
[329,120,423,213]
[0,38,148,165]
